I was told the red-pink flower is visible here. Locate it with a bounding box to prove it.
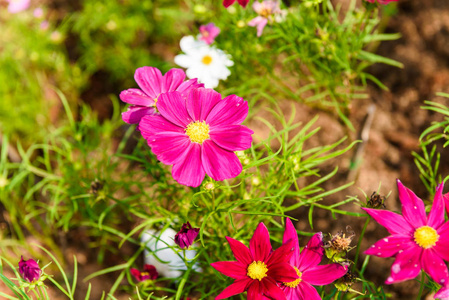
[281,219,348,299]
[120,67,203,124]
[130,264,158,282]
[19,256,42,282]
[444,192,449,216]
[223,0,250,8]
[211,223,299,300]
[138,88,253,187]
[363,180,449,297]
[199,23,220,45]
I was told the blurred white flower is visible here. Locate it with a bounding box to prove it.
[174,36,233,88]
[141,228,200,278]
[7,0,30,13]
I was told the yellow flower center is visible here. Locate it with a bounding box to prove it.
[202,55,213,65]
[414,226,439,249]
[141,272,149,276]
[185,121,210,144]
[283,267,302,288]
[247,261,268,281]
[260,8,272,18]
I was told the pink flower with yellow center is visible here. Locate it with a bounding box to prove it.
[248,0,282,37]
[211,223,299,300]
[138,88,253,187]
[199,23,220,45]
[120,67,203,124]
[281,219,348,299]
[363,180,449,297]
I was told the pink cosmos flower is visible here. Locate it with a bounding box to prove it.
[211,223,299,300]
[138,88,253,187]
[120,67,203,124]
[223,0,250,8]
[175,222,200,249]
[19,256,42,282]
[199,23,221,45]
[363,180,449,296]
[365,0,399,4]
[248,1,282,37]
[7,0,30,13]
[130,264,158,282]
[281,219,348,299]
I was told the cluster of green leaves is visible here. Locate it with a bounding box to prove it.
[197,0,401,128]
[413,92,449,194]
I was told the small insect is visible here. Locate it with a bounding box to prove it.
[367,191,386,209]
[90,179,104,196]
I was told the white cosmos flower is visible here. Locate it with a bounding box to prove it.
[174,36,234,88]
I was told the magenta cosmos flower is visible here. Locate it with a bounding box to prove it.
[223,0,250,8]
[138,88,253,187]
[281,219,347,299]
[363,180,449,294]
[175,222,200,249]
[120,67,203,124]
[211,223,299,299]
[199,23,220,45]
[444,192,449,216]
[365,0,399,4]
[19,256,42,282]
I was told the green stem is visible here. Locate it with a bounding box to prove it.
[417,272,425,300]
[352,216,370,272]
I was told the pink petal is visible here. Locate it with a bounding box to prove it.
[145,132,190,165]
[176,78,204,99]
[162,68,185,92]
[248,16,268,37]
[266,262,298,283]
[247,280,263,300]
[294,282,321,300]
[385,246,422,284]
[201,140,243,181]
[215,278,251,300]
[186,88,222,122]
[222,0,236,7]
[157,91,192,128]
[210,261,247,279]
[421,249,449,287]
[364,235,415,258]
[267,239,295,266]
[171,142,205,187]
[134,67,163,99]
[122,106,155,124]
[396,179,427,228]
[362,208,414,235]
[435,284,449,299]
[206,94,249,127]
[138,115,185,140]
[262,277,287,300]
[249,223,272,262]
[209,125,253,151]
[434,222,449,261]
[226,236,253,265]
[119,88,152,106]
[427,183,445,229]
[444,193,449,216]
[297,232,324,272]
[302,263,347,285]
[282,218,300,266]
